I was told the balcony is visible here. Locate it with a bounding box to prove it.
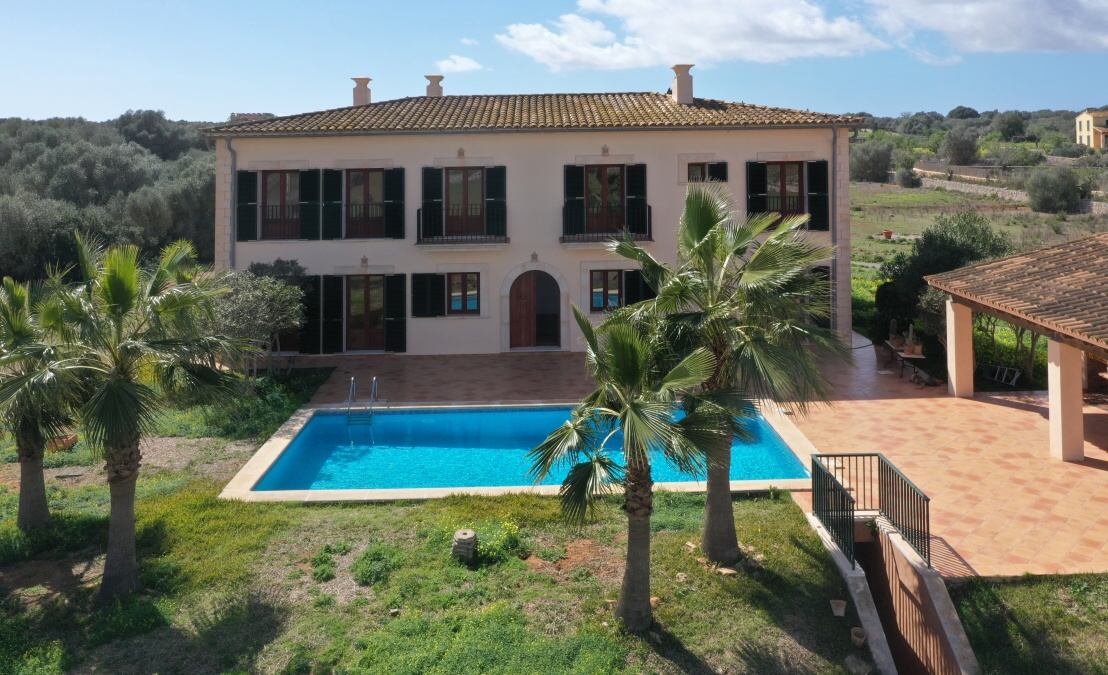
[560,202,651,243]
[345,203,386,239]
[766,194,804,214]
[417,202,508,245]
[261,204,301,240]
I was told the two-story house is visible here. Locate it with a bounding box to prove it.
[1075,109,1107,149]
[204,66,857,356]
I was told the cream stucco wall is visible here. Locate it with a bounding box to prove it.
[213,126,852,355]
[1075,110,1108,149]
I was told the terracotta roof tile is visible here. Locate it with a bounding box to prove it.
[204,92,861,137]
[926,232,1108,353]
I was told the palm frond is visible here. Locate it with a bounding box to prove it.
[559,452,624,526]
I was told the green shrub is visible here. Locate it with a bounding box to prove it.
[352,542,404,586]
[895,168,922,188]
[941,127,978,165]
[1026,166,1084,213]
[850,141,893,182]
[474,520,523,565]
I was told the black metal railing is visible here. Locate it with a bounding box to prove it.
[346,203,386,238]
[812,456,856,567]
[261,204,300,239]
[560,205,652,242]
[812,453,931,567]
[766,194,804,214]
[415,207,507,245]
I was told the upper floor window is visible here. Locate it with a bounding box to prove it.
[687,161,728,183]
[262,170,300,239]
[585,165,625,233]
[446,167,485,236]
[688,163,708,183]
[447,272,480,315]
[346,169,385,238]
[765,162,804,214]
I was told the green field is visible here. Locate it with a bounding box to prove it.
[849,182,1108,264]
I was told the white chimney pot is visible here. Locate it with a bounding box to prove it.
[671,64,694,105]
[425,75,444,97]
[352,77,372,106]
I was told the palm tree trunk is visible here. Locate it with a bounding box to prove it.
[616,462,653,633]
[16,430,49,531]
[98,442,141,604]
[701,449,740,564]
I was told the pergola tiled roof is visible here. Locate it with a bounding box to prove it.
[204,93,862,137]
[926,232,1108,359]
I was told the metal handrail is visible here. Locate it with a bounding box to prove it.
[812,453,931,567]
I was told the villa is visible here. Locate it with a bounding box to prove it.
[203,66,857,355]
[1075,108,1108,149]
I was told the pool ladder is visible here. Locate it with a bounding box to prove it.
[346,376,380,435]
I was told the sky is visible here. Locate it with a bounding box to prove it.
[3,0,1107,122]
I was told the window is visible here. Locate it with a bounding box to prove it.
[445,168,484,236]
[346,169,385,238]
[585,165,624,232]
[590,270,623,312]
[687,162,708,182]
[261,170,299,239]
[765,162,804,214]
[447,272,479,315]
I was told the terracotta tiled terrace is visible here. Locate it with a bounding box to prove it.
[297,339,1108,579]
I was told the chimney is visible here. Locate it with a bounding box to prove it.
[425,75,444,97]
[352,77,372,106]
[670,64,693,105]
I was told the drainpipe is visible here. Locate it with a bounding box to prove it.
[830,126,838,334]
[227,137,237,270]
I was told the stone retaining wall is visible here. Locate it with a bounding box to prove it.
[918,175,1108,215]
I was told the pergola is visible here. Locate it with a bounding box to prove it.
[926,232,1108,462]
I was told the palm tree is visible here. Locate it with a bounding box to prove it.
[1,234,240,602]
[530,306,728,632]
[612,182,847,565]
[0,278,79,531]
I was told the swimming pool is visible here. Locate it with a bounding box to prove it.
[250,406,808,493]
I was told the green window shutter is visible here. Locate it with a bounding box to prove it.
[410,273,446,317]
[321,275,344,353]
[485,166,507,237]
[299,169,322,240]
[420,167,443,239]
[562,165,585,236]
[707,161,728,182]
[746,161,768,215]
[322,169,343,239]
[622,270,656,305]
[235,171,258,241]
[625,163,648,235]
[806,160,830,231]
[384,274,406,353]
[298,275,322,354]
[384,168,405,239]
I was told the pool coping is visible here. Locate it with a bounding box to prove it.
[219,401,817,503]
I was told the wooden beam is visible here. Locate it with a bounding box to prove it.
[948,296,1108,363]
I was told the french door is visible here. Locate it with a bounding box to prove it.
[346,275,386,351]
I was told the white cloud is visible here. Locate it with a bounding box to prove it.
[495,0,886,70]
[460,37,479,46]
[435,54,484,73]
[868,0,1108,57]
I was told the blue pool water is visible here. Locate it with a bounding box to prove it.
[253,406,808,491]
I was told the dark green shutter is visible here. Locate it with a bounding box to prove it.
[411,273,446,317]
[420,167,443,239]
[746,161,768,214]
[298,275,321,354]
[807,160,830,231]
[625,164,648,235]
[384,274,406,353]
[384,168,405,239]
[235,171,258,241]
[321,275,344,353]
[622,270,656,305]
[485,166,506,237]
[707,162,728,182]
[562,165,584,236]
[299,169,321,240]
[322,169,343,239]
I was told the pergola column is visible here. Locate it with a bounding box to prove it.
[945,299,974,398]
[1047,339,1085,461]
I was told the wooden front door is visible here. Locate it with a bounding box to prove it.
[346,275,386,351]
[510,271,560,349]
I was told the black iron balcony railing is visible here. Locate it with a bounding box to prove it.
[261,204,300,239]
[345,203,386,238]
[812,453,931,568]
[561,204,651,243]
[416,206,508,245]
[766,194,804,214]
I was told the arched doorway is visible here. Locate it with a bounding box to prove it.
[509,270,560,348]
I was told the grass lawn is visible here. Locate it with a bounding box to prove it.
[849,182,1108,265]
[950,575,1108,675]
[1,371,870,674]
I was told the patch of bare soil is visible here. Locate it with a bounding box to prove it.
[521,539,624,584]
[255,529,373,606]
[0,555,104,610]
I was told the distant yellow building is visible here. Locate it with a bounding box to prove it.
[1076,109,1108,149]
